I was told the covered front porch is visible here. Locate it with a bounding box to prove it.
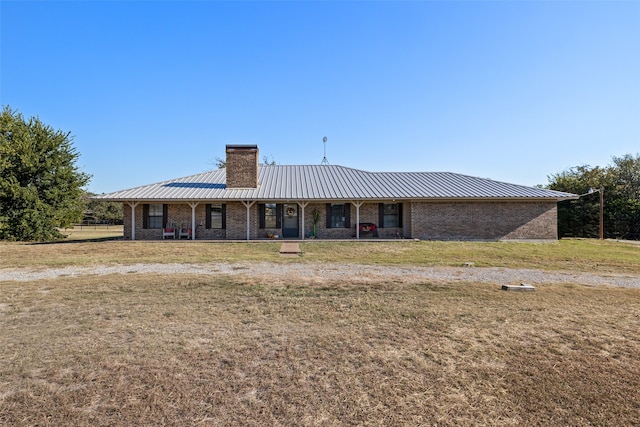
[123,200,407,241]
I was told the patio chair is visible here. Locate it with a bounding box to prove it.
[179,224,192,239]
[357,222,379,238]
[163,224,176,239]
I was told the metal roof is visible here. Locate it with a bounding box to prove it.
[93,165,577,202]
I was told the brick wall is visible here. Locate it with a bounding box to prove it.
[409,201,558,240]
[226,145,258,188]
[123,204,132,239]
[226,202,258,240]
[123,203,163,240]
[123,200,558,241]
[300,202,404,239]
[404,203,413,239]
[123,203,230,240]
[355,203,404,239]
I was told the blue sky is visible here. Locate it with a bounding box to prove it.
[1,1,638,194]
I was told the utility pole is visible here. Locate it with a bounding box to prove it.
[599,186,604,240]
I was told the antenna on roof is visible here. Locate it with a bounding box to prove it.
[321,136,329,165]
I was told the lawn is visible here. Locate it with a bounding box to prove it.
[58,224,124,241]
[1,239,639,426]
[1,237,640,274]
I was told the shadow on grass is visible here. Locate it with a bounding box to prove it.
[30,236,124,245]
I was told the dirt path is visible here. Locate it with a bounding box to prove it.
[1,262,639,288]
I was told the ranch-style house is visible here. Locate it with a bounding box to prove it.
[93,145,577,241]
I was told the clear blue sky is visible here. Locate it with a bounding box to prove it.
[2,1,638,194]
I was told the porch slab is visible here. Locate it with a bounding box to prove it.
[280,242,301,255]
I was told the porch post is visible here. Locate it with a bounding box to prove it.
[241,201,256,240]
[127,202,139,241]
[298,202,309,240]
[189,202,199,240]
[352,201,364,240]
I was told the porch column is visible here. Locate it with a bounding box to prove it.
[189,202,199,240]
[352,201,364,240]
[127,202,139,241]
[241,201,256,240]
[298,202,309,240]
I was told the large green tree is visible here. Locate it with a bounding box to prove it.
[547,154,640,240]
[608,154,640,239]
[83,192,123,224]
[0,107,91,241]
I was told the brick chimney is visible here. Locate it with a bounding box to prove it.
[225,145,259,188]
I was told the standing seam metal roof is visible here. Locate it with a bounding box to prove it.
[93,165,577,201]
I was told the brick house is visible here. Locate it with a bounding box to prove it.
[93,145,577,241]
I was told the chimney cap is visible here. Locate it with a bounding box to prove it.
[226,144,258,151]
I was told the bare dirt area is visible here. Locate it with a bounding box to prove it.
[1,261,639,288]
[1,262,640,426]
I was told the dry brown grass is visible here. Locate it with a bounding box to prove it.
[0,241,284,269]
[58,225,124,241]
[1,273,639,426]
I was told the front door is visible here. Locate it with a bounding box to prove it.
[282,204,299,238]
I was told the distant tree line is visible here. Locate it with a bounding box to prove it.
[82,193,123,225]
[547,154,640,240]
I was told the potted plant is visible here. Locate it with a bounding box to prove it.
[311,208,320,238]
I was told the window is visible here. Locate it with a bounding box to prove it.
[326,203,350,228]
[330,204,345,228]
[380,203,402,228]
[207,204,225,229]
[148,204,163,229]
[259,204,281,229]
[264,203,277,228]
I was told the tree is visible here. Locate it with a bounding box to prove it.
[608,154,640,239]
[0,107,91,241]
[610,154,640,200]
[547,165,610,238]
[547,154,640,240]
[212,156,226,169]
[83,192,123,224]
[211,154,276,169]
[261,155,276,166]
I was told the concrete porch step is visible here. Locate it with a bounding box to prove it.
[280,242,301,255]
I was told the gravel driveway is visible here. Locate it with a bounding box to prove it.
[1,262,638,288]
